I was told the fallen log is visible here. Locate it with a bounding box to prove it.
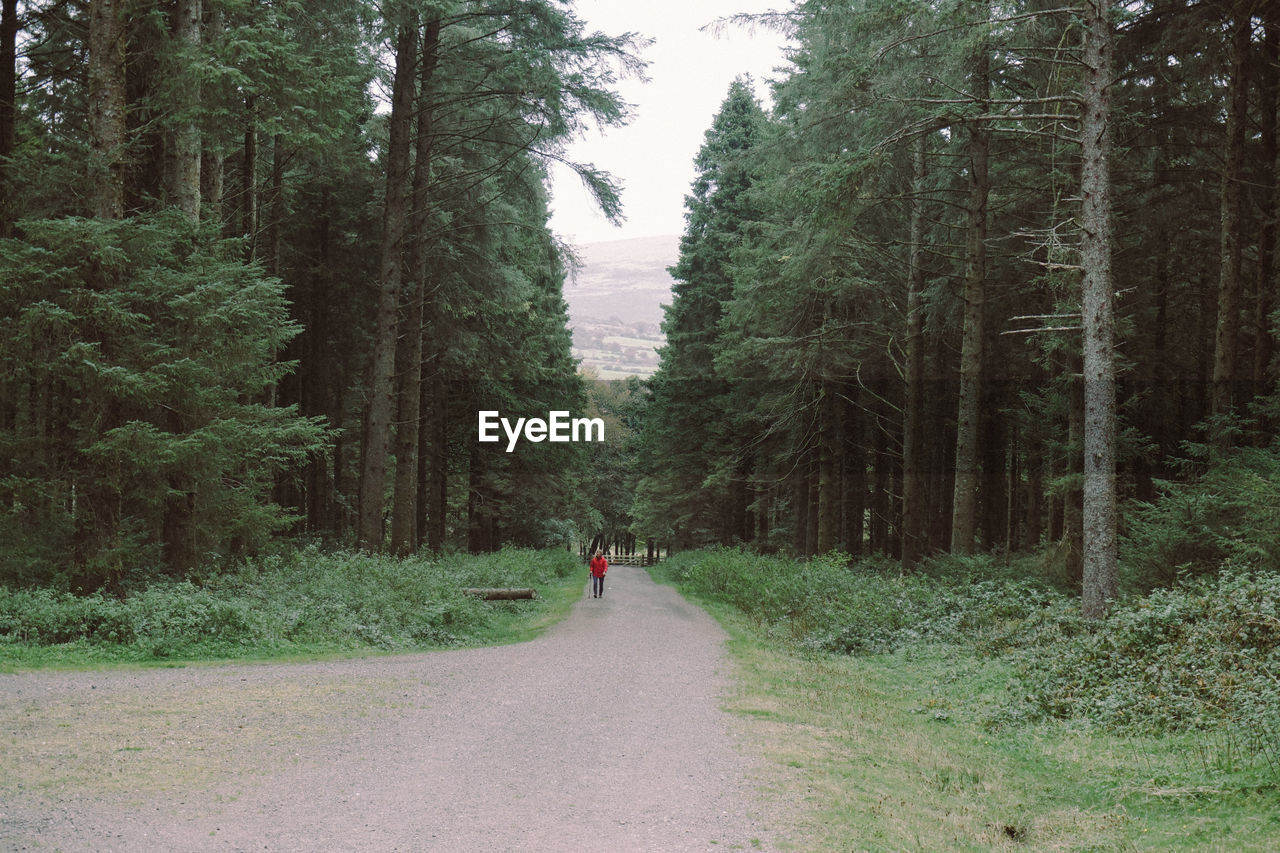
[462,588,539,601]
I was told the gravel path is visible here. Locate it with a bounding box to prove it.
[0,565,782,851]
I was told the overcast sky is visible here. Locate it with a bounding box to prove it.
[547,1,792,247]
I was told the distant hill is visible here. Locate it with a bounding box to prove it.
[565,235,678,379]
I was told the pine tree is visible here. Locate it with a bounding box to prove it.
[635,79,766,548]
[0,215,328,586]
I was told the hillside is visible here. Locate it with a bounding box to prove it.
[565,235,678,378]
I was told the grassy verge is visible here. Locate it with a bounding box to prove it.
[654,552,1280,851]
[0,546,585,671]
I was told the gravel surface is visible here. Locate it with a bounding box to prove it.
[0,565,783,851]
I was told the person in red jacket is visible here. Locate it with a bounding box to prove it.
[589,549,608,599]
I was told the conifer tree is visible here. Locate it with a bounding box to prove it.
[635,79,766,547]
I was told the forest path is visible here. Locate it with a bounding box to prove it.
[0,565,780,852]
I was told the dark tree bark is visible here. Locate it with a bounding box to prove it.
[428,371,449,552]
[305,198,336,534]
[870,402,890,553]
[463,588,537,600]
[927,365,954,553]
[1211,10,1250,425]
[1064,357,1084,584]
[1080,0,1118,619]
[161,0,208,563]
[841,385,865,557]
[265,134,284,275]
[1025,426,1043,549]
[816,386,838,554]
[793,456,810,555]
[241,95,258,256]
[0,0,17,236]
[950,44,990,554]
[980,373,1008,549]
[198,0,225,221]
[901,137,929,569]
[165,0,201,220]
[89,0,128,220]
[357,21,418,550]
[1255,23,1279,394]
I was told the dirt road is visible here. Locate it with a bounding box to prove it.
[0,565,781,851]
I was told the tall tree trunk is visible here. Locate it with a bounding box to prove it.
[1080,0,1118,619]
[416,371,432,550]
[1025,427,1043,548]
[839,386,864,557]
[793,456,810,555]
[928,346,954,552]
[754,482,770,546]
[199,3,225,223]
[1064,360,1084,584]
[165,0,201,220]
[816,386,838,553]
[980,371,1007,548]
[307,199,335,534]
[241,95,257,257]
[950,44,990,554]
[870,404,889,553]
[901,137,929,569]
[162,0,204,568]
[265,133,284,276]
[805,448,820,555]
[1211,11,1250,425]
[1255,23,1279,394]
[727,452,753,544]
[201,151,223,219]
[0,0,17,236]
[467,439,495,553]
[1149,208,1173,485]
[428,371,449,552]
[357,21,418,550]
[392,19,441,556]
[89,0,128,220]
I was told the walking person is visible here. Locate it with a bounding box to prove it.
[589,549,608,598]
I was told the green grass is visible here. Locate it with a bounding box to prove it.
[464,570,586,648]
[0,546,586,671]
[652,554,1280,852]
[711,603,1280,851]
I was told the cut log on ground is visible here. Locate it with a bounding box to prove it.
[462,588,538,600]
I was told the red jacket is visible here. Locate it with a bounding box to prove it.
[589,555,608,577]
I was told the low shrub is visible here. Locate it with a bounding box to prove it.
[657,549,1280,744]
[656,547,1064,654]
[0,546,579,659]
[1121,443,1280,591]
[0,587,134,645]
[1000,569,1280,736]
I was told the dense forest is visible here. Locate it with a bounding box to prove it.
[636,0,1280,617]
[0,0,645,590]
[2,0,1279,624]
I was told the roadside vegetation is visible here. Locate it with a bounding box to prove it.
[0,547,583,670]
[653,550,1280,850]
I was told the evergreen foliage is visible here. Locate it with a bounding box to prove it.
[1121,440,1280,590]
[634,0,1280,612]
[2,0,641,581]
[0,214,327,588]
[634,79,766,548]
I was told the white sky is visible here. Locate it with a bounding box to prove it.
[547,0,792,246]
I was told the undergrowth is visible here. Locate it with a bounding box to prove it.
[654,548,1280,769]
[0,545,580,664]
